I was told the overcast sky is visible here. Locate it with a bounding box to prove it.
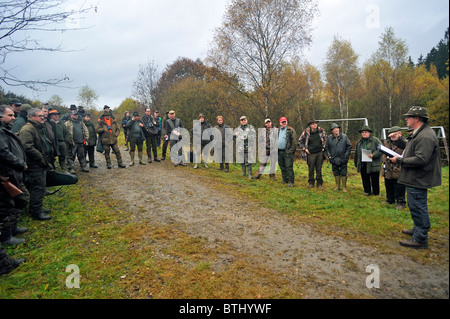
[2,0,449,110]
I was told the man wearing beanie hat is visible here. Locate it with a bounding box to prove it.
[390,106,442,249]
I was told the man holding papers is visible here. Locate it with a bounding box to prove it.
[390,106,442,249]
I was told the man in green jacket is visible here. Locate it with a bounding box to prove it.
[19,108,53,221]
[278,117,297,187]
[354,125,382,196]
[49,109,70,173]
[390,106,442,249]
[83,113,98,168]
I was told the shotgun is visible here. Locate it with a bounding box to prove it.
[0,175,23,198]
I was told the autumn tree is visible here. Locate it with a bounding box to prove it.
[153,57,205,111]
[0,0,96,90]
[208,0,318,118]
[324,35,360,132]
[370,27,409,127]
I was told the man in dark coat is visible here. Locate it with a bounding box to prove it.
[49,109,70,172]
[125,111,146,166]
[324,123,352,192]
[390,106,442,249]
[277,117,297,186]
[19,108,53,221]
[83,113,98,168]
[299,120,327,189]
[121,111,131,151]
[214,116,231,172]
[381,126,407,210]
[141,108,160,163]
[0,105,30,246]
[164,110,186,166]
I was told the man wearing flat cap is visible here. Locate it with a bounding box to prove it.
[390,106,442,249]
[381,126,407,210]
[298,120,327,189]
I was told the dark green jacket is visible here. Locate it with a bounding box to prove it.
[354,135,382,174]
[278,126,297,155]
[18,120,53,172]
[398,124,442,189]
[83,120,97,146]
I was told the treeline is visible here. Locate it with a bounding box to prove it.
[122,27,448,145]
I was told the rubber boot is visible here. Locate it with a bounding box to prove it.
[116,151,126,168]
[341,176,348,193]
[241,165,246,176]
[129,151,135,166]
[224,164,229,173]
[0,224,25,246]
[138,151,146,165]
[247,165,252,179]
[334,176,341,190]
[105,154,112,169]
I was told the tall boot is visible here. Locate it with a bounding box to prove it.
[247,165,252,179]
[341,176,348,193]
[334,176,341,191]
[138,151,146,165]
[105,154,112,169]
[129,151,135,166]
[116,151,126,168]
[0,223,25,246]
[224,163,229,173]
[241,164,246,176]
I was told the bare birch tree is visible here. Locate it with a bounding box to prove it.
[324,35,359,132]
[132,59,159,110]
[208,0,318,118]
[371,27,408,127]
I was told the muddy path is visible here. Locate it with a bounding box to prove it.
[81,148,448,299]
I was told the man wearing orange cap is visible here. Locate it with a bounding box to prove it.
[278,117,297,187]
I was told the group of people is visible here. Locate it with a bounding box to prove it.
[0,102,443,277]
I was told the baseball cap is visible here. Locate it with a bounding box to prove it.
[280,117,287,123]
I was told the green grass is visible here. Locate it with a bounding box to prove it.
[1,145,448,298]
[192,160,449,261]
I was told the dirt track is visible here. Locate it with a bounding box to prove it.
[83,147,449,299]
